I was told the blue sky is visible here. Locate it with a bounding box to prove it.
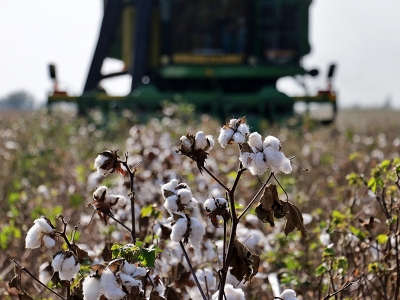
[0,0,399,108]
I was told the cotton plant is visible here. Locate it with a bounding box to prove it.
[171,117,308,300]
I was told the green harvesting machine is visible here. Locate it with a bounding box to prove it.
[48,0,337,124]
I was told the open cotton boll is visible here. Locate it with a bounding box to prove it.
[93,186,108,199]
[189,217,205,247]
[206,135,215,150]
[229,119,238,128]
[25,224,43,249]
[59,255,80,280]
[171,218,188,242]
[280,289,299,300]
[248,152,268,175]
[82,276,101,300]
[237,123,249,136]
[180,136,193,151]
[263,135,281,151]
[248,132,263,150]
[51,253,65,272]
[119,273,143,291]
[232,131,246,144]
[34,218,54,234]
[94,155,108,175]
[195,131,208,150]
[161,179,179,195]
[204,198,218,212]
[100,269,126,300]
[239,152,254,168]
[164,195,179,214]
[264,148,292,174]
[212,284,245,300]
[39,262,53,285]
[177,188,192,204]
[115,195,126,206]
[218,128,235,148]
[43,235,56,248]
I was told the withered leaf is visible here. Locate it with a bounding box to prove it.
[71,243,89,262]
[107,258,125,273]
[9,275,20,290]
[90,264,106,277]
[280,200,307,238]
[255,204,275,226]
[239,142,254,154]
[207,205,230,228]
[260,184,280,211]
[229,240,260,283]
[255,184,282,226]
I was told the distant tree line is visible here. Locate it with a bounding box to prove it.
[0,91,36,110]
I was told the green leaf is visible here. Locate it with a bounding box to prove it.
[323,246,334,258]
[349,226,366,241]
[315,264,327,276]
[368,177,377,193]
[376,234,388,245]
[380,160,391,171]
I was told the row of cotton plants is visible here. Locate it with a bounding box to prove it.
[13,116,306,300]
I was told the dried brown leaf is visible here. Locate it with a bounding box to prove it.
[280,201,307,238]
[229,240,260,283]
[150,291,167,300]
[255,184,282,226]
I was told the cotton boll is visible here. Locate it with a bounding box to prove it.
[164,195,179,214]
[206,135,215,151]
[264,148,292,174]
[204,198,217,212]
[195,131,208,150]
[280,289,299,300]
[215,198,227,207]
[43,235,56,248]
[229,119,238,128]
[248,152,268,175]
[212,284,245,300]
[94,155,109,175]
[218,128,234,148]
[119,273,142,291]
[25,224,43,249]
[189,217,205,248]
[239,152,253,168]
[100,269,126,300]
[52,253,64,272]
[319,232,331,246]
[93,186,108,200]
[263,135,281,151]
[39,262,53,285]
[59,255,80,280]
[232,132,245,144]
[248,132,263,150]
[115,195,126,206]
[177,189,192,204]
[237,123,249,136]
[82,276,101,300]
[171,218,188,242]
[161,179,179,196]
[180,136,193,151]
[35,218,54,234]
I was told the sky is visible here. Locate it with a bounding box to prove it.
[0,0,399,109]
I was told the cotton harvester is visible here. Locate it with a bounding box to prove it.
[48,0,337,124]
